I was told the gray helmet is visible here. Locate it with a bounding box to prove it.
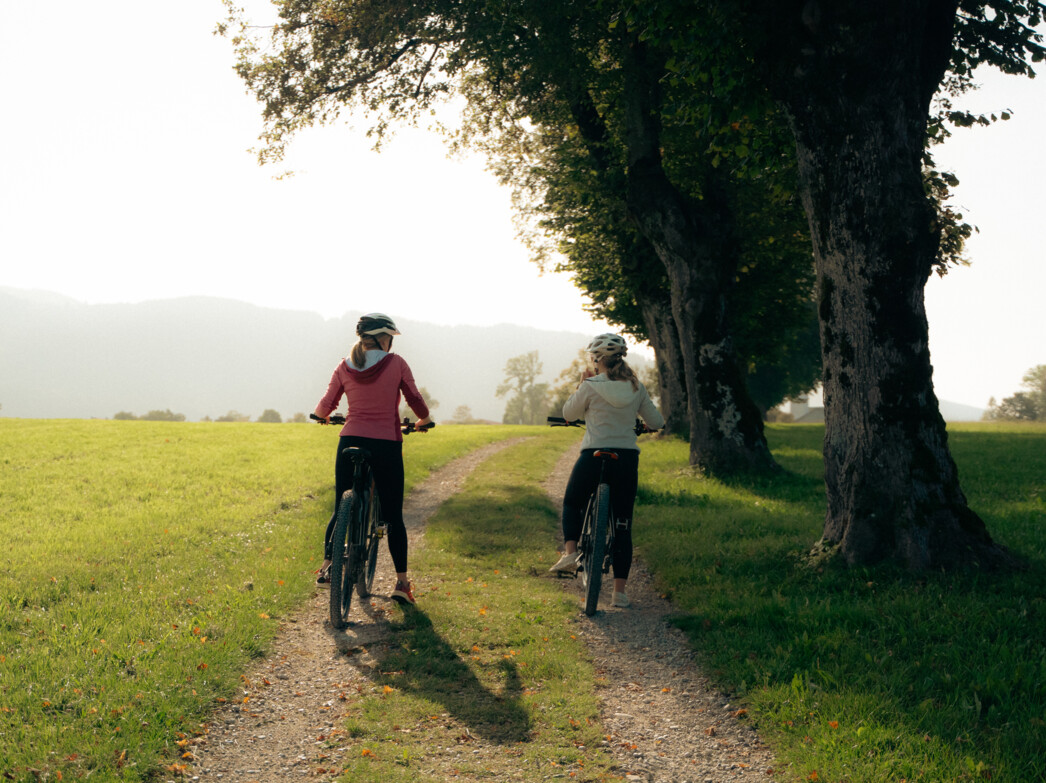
[586,333,627,360]
[356,312,401,337]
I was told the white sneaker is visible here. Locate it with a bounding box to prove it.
[612,592,631,608]
[549,551,580,573]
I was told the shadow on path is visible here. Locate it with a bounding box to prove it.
[354,608,531,744]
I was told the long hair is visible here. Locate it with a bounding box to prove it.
[349,335,383,369]
[602,354,639,390]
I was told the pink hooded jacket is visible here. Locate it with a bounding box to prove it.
[316,353,429,442]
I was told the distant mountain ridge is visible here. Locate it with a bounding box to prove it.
[0,287,607,422]
[1,287,984,423]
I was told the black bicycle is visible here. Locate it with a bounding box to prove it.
[312,413,434,628]
[548,416,654,615]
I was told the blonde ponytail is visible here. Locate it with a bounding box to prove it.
[604,355,639,390]
[349,336,381,369]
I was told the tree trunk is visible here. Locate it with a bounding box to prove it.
[750,1,1010,568]
[636,288,689,438]
[622,36,776,474]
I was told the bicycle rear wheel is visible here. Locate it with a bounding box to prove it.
[356,484,381,597]
[581,483,610,616]
[329,490,361,629]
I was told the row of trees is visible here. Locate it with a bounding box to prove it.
[983,365,1046,421]
[224,1,1045,570]
[112,410,306,423]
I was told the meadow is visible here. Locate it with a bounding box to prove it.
[636,422,1046,782]
[1,418,1044,781]
[0,419,520,780]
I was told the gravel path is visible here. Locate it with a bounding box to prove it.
[183,439,777,782]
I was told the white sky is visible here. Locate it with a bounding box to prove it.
[1,2,1042,409]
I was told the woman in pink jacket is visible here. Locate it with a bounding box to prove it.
[314,313,432,606]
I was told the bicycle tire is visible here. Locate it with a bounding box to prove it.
[582,483,610,616]
[329,490,361,629]
[356,483,381,597]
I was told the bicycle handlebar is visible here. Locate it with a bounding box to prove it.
[312,412,346,426]
[547,416,582,427]
[400,417,436,434]
[547,415,658,436]
[311,412,435,434]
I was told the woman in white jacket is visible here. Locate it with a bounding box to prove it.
[549,334,665,607]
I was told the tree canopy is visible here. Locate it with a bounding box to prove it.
[225,0,1046,569]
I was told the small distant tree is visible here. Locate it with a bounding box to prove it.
[215,410,251,423]
[497,351,550,425]
[113,411,137,420]
[450,405,476,424]
[257,409,282,423]
[1022,365,1046,419]
[288,412,308,423]
[984,365,1046,422]
[141,409,186,422]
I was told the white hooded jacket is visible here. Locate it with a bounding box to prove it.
[562,374,665,451]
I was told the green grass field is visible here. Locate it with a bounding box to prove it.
[1,419,1044,782]
[635,422,1046,782]
[0,419,522,780]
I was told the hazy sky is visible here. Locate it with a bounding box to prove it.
[1,2,1042,409]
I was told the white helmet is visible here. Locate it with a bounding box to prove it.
[356,312,401,337]
[586,333,627,360]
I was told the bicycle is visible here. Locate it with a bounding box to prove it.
[312,413,435,628]
[548,416,654,615]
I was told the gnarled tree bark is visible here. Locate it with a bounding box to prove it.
[744,0,1010,567]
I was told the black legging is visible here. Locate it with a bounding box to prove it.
[324,436,408,573]
[561,448,639,580]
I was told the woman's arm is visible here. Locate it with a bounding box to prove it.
[562,382,592,422]
[637,385,666,430]
[315,366,345,421]
[398,359,431,422]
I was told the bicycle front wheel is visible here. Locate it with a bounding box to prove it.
[329,490,361,629]
[356,484,381,598]
[581,483,610,616]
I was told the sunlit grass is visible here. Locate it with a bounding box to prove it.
[635,422,1046,782]
[6,417,1044,781]
[0,419,521,781]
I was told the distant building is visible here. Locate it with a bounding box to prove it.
[786,395,825,423]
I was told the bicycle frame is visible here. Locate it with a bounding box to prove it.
[327,446,381,629]
[577,450,621,615]
[313,413,432,628]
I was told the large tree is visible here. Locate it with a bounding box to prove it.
[223,0,799,474]
[689,0,1044,568]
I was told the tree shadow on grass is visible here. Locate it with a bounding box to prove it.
[364,608,531,744]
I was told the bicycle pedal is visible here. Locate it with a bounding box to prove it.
[377,524,386,538]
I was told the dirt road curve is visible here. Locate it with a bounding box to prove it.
[187,440,776,782]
